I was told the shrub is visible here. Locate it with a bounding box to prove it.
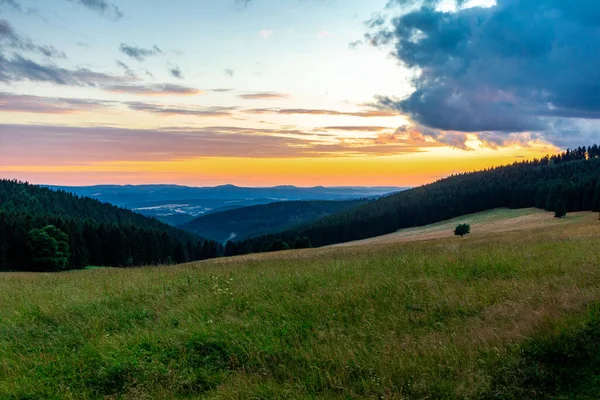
[454,223,471,237]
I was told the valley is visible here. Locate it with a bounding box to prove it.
[47,185,403,226]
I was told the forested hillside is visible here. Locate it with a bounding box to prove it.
[180,199,371,242]
[237,145,600,251]
[4,145,600,271]
[0,180,222,271]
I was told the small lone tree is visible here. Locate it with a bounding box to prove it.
[555,199,567,218]
[27,225,70,271]
[454,223,471,237]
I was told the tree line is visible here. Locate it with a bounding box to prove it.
[229,145,600,253]
[0,180,223,271]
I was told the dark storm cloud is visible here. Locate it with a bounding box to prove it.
[66,0,123,20]
[0,19,66,58]
[369,0,600,145]
[119,43,163,61]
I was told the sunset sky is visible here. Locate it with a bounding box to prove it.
[1,0,597,187]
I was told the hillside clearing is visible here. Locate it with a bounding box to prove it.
[331,208,595,247]
[1,211,600,398]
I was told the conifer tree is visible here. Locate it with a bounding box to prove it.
[592,179,600,212]
[555,199,567,218]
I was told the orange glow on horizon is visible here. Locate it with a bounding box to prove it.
[0,144,558,187]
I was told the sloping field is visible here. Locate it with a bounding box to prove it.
[1,211,600,398]
[331,208,595,247]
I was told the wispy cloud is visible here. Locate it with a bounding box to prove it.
[119,43,163,61]
[104,84,202,96]
[66,0,123,20]
[244,108,398,117]
[126,102,236,117]
[239,92,290,100]
[0,53,130,86]
[0,92,230,117]
[0,19,66,58]
[169,65,183,79]
[0,57,192,98]
[0,123,441,166]
[320,126,391,132]
[0,92,113,114]
[115,60,136,77]
[348,40,363,49]
[224,68,234,77]
[260,30,273,40]
[0,0,22,12]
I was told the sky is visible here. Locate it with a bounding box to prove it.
[0,0,597,187]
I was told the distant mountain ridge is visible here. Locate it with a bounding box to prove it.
[45,184,405,226]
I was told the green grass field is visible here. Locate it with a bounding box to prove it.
[1,211,600,399]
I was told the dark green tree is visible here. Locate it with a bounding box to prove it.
[224,240,238,257]
[293,236,312,249]
[592,179,600,212]
[555,199,567,218]
[27,225,70,271]
[454,223,471,237]
[267,239,290,252]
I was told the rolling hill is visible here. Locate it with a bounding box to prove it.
[2,208,599,398]
[330,207,594,247]
[179,199,371,242]
[0,180,221,271]
[237,146,600,252]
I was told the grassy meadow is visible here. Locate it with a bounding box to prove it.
[1,210,600,399]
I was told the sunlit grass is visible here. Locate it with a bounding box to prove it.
[1,211,599,399]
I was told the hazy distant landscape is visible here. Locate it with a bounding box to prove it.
[47,184,403,226]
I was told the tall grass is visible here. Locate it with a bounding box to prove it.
[1,213,599,399]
